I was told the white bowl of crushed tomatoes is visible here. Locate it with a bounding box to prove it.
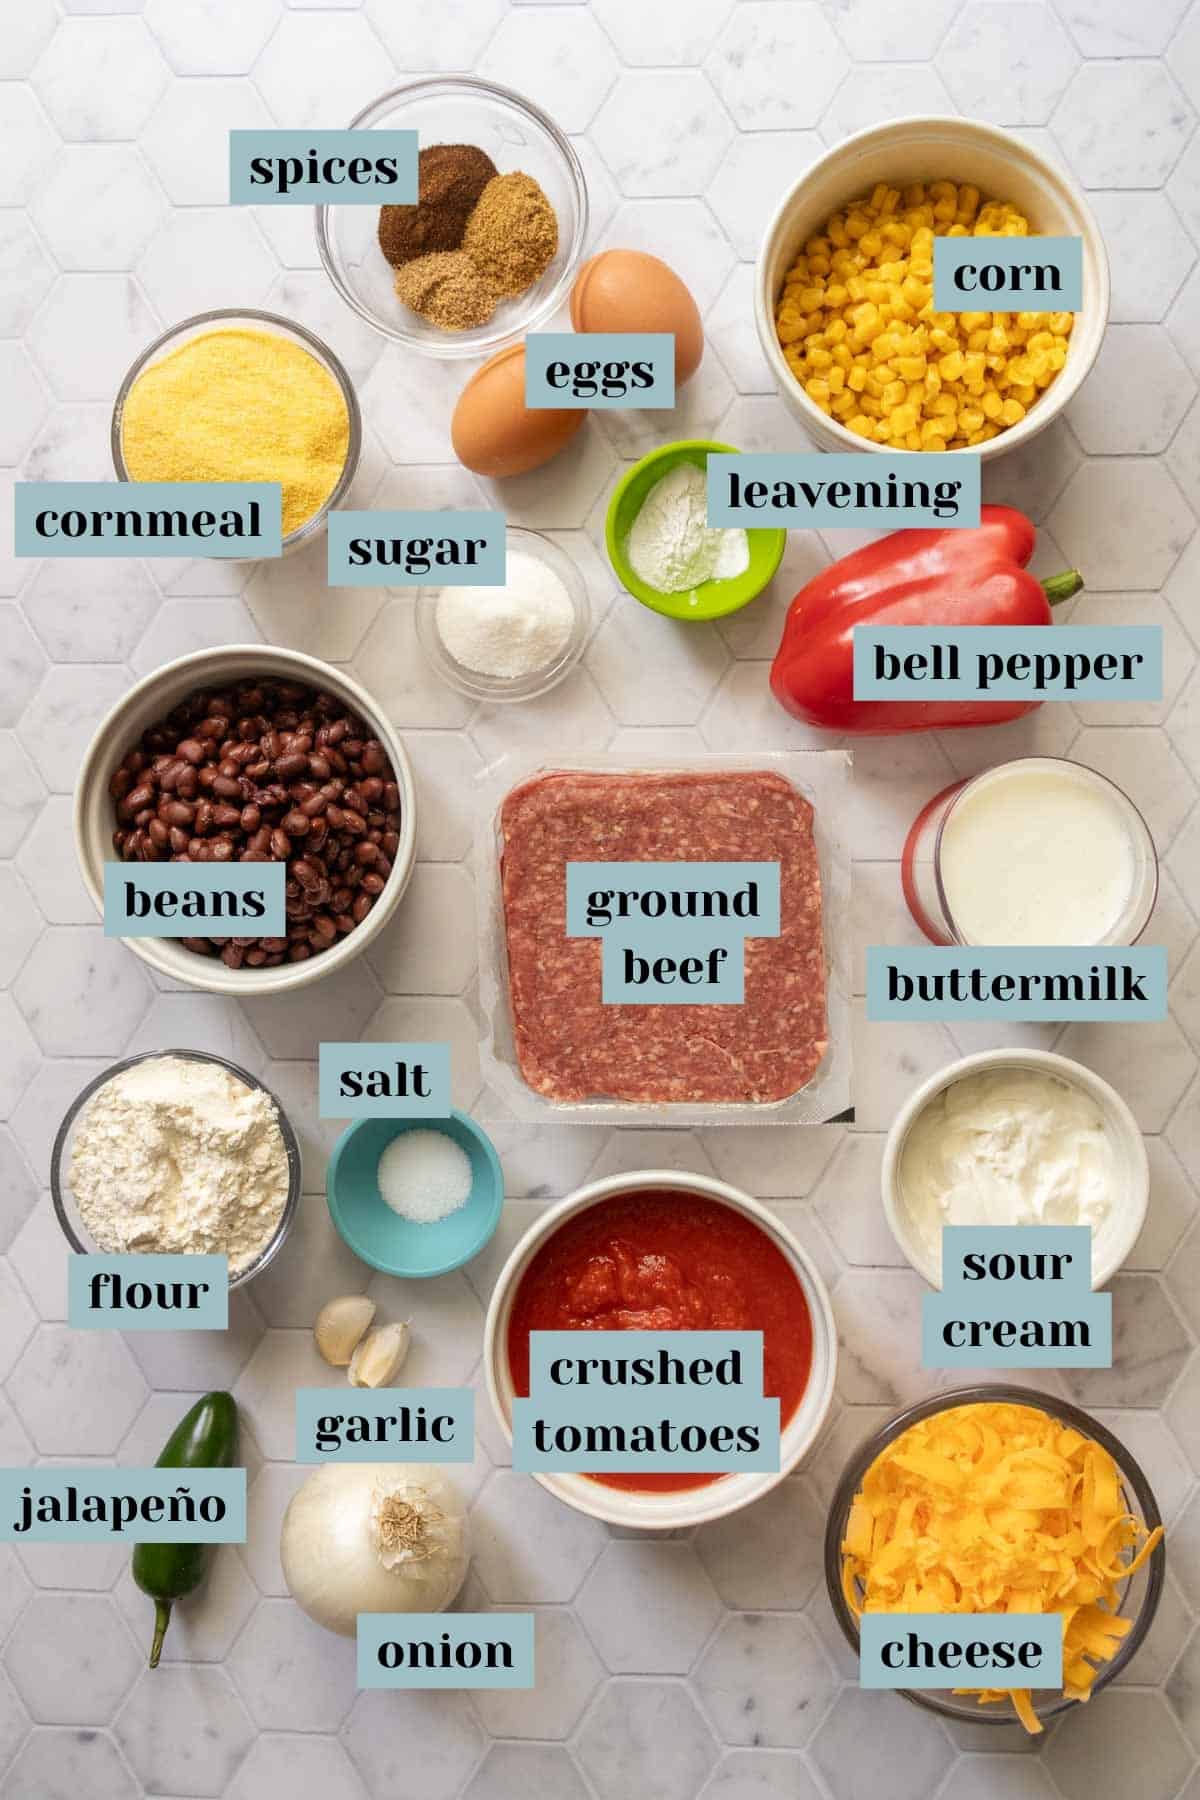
[483,1169,838,1529]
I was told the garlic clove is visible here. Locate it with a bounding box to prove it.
[348,1321,411,1388]
[315,1295,376,1368]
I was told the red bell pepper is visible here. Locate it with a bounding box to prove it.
[768,505,1083,734]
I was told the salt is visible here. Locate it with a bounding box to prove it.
[377,1130,474,1224]
[435,549,575,679]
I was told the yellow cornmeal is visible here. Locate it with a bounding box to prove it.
[121,328,350,537]
[774,180,1073,450]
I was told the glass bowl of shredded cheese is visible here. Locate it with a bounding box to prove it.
[111,307,362,556]
[824,1385,1165,1733]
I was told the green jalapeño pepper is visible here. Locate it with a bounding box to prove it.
[132,1390,239,1668]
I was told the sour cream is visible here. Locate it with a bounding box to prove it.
[937,761,1138,947]
[898,1065,1116,1280]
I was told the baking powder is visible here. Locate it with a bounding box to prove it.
[68,1055,290,1276]
[626,461,749,595]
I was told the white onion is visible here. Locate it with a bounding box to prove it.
[280,1463,468,1636]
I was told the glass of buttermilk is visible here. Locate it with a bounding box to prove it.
[901,756,1159,947]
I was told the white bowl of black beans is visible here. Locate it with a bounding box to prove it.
[73,645,417,995]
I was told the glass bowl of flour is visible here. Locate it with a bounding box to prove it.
[51,1050,302,1289]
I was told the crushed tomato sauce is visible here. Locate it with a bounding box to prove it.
[506,1189,812,1493]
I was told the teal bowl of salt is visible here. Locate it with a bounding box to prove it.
[326,1112,505,1278]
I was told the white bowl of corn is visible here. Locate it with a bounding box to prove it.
[755,116,1109,460]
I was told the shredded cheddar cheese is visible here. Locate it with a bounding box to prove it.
[841,1401,1163,1733]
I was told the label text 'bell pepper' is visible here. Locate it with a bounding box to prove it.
[854,625,1162,702]
[770,505,1083,734]
[0,1469,247,1542]
[512,1330,781,1475]
[859,1613,1064,1690]
[922,1228,1112,1369]
[565,861,780,1004]
[706,452,980,529]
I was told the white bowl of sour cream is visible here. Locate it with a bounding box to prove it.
[881,1049,1148,1290]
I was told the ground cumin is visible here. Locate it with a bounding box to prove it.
[463,171,558,297]
[120,328,349,537]
[393,252,500,330]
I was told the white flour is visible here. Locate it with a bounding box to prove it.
[68,1055,290,1276]
[626,461,750,595]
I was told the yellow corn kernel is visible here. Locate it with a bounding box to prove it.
[775,178,1069,447]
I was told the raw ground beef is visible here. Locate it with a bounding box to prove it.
[498,769,828,1104]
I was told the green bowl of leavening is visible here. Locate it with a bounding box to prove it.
[605,438,786,622]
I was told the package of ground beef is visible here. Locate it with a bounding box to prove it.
[474,753,852,1126]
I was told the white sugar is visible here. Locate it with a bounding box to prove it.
[377,1130,474,1224]
[435,549,574,680]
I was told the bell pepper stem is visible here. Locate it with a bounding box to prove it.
[149,1600,171,1669]
[1042,570,1084,606]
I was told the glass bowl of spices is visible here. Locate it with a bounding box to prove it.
[416,527,590,703]
[50,1050,302,1291]
[317,78,588,359]
[112,308,361,556]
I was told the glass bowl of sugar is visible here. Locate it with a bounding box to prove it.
[416,527,590,703]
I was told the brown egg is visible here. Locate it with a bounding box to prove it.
[570,250,704,385]
[451,345,587,479]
